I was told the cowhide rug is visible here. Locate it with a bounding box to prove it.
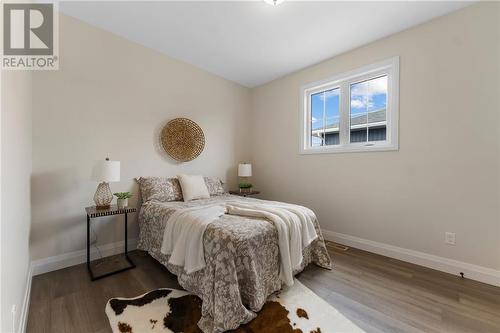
[105,279,363,333]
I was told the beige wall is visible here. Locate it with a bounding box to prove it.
[31,15,251,260]
[1,70,33,332]
[250,3,500,270]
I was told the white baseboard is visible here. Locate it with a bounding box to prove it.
[31,238,138,276]
[322,230,500,287]
[18,239,137,332]
[18,264,33,333]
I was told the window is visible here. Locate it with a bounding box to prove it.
[350,75,387,143]
[300,57,399,154]
[311,88,340,147]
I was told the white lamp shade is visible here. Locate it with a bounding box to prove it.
[92,160,120,182]
[238,163,252,177]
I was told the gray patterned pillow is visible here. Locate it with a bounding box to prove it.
[204,177,226,196]
[136,177,183,202]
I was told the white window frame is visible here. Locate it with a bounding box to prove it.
[299,57,399,154]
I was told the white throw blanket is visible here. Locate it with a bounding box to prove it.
[160,205,226,274]
[160,201,318,285]
[226,202,318,286]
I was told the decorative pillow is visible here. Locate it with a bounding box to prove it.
[177,174,210,201]
[204,177,225,196]
[136,177,183,202]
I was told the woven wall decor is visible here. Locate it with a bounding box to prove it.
[160,118,205,162]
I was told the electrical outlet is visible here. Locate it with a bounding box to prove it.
[445,232,456,245]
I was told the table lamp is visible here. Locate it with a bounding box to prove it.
[92,157,120,209]
[238,163,252,193]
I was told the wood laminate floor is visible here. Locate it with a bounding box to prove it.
[27,242,500,333]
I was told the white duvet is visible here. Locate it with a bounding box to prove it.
[160,201,318,286]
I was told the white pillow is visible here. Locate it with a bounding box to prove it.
[177,174,210,201]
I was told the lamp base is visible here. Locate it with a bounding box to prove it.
[94,182,113,209]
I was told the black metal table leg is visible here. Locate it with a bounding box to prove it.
[87,214,91,278]
[125,213,128,253]
[124,212,135,268]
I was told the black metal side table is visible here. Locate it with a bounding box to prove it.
[85,205,137,281]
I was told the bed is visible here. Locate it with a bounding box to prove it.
[137,193,332,333]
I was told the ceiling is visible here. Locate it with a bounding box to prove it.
[60,1,473,87]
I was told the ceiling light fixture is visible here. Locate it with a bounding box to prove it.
[264,0,285,6]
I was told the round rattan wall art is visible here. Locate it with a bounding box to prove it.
[160,118,205,162]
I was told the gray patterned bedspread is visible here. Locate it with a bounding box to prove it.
[137,194,332,333]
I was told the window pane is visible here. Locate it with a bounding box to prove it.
[311,92,324,147]
[310,88,340,147]
[350,75,387,143]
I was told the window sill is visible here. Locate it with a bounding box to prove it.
[300,143,398,155]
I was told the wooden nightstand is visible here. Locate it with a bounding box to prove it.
[85,205,136,281]
[229,190,260,197]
